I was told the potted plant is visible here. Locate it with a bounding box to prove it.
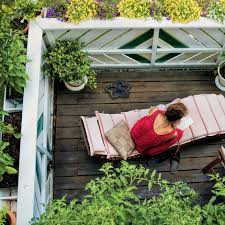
[0,207,16,225]
[215,51,225,91]
[44,40,97,91]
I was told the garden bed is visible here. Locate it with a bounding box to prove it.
[0,112,22,188]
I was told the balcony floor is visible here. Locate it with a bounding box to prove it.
[54,70,225,204]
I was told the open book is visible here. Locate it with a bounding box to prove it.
[176,116,194,131]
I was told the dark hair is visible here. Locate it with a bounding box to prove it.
[165,103,188,122]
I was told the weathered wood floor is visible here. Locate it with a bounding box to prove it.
[54,71,225,204]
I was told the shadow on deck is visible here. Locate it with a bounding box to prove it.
[54,71,225,204]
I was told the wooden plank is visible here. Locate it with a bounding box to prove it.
[56,90,221,105]
[57,80,218,95]
[37,17,225,30]
[56,71,213,83]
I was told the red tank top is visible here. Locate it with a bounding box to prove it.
[130,110,183,156]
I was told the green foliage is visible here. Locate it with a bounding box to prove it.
[31,162,225,225]
[202,197,225,225]
[164,0,201,23]
[96,0,120,20]
[39,0,68,8]
[209,173,225,197]
[11,0,42,21]
[118,0,153,19]
[0,8,29,93]
[44,40,97,89]
[0,111,21,182]
[0,141,17,182]
[0,207,8,225]
[0,112,21,139]
[208,0,225,23]
[66,0,98,23]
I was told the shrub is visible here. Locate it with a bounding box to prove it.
[44,40,97,89]
[118,0,153,19]
[0,8,29,93]
[31,162,224,225]
[0,207,8,225]
[12,0,41,21]
[66,0,98,24]
[0,141,17,182]
[209,173,225,197]
[208,0,225,23]
[96,0,120,20]
[164,0,201,23]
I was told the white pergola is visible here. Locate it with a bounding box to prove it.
[17,17,225,225]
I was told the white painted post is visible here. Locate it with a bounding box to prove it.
[151,28,159,66]
[17,21,43,225]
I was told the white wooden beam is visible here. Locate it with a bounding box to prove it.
[36,17,225,30]
[151,28,159,66]
[17,21,43,225]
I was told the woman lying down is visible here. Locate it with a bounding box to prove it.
[131,103,188,173]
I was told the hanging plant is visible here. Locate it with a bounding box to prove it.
[66,0,98,24]
[164,0,201,23]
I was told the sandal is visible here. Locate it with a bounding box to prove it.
[170,152,180,174]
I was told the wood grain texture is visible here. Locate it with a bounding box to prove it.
[54,71,225,203]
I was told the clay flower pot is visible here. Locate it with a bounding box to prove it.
[7,211,16,225]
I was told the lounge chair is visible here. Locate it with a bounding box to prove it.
[81,94,225,159]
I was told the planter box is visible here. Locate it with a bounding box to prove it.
[3,87,23,113]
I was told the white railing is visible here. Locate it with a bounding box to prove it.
[16,17,225,225]
[17,22,54,225]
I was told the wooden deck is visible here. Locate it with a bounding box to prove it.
[54,71,225,204]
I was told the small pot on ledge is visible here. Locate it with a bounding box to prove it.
[64,76,88,91]
[215,61,225,91]
[7,211,16,225]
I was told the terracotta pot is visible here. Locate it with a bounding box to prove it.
[22,9,44,34]
[22,24,29,34]
[7,211,16,225]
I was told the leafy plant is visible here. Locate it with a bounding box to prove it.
[96,0,120,20]
[118,0,153,19]
[12,0,41,22]
[150,0,165,21]
[0,112,21,139]
[0,141,17,182]
[197,0,210,16]
[44,40,97,89]
[202,197,225,225]
[31,161,215,225]
[66,0,98,24]
[45,0,68,21]
[0,207,8,225]
[164,0,201,23]
[208,0,225,23]
[208,173,225,197]
[0,9,29,93]
[0,30,29,93]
